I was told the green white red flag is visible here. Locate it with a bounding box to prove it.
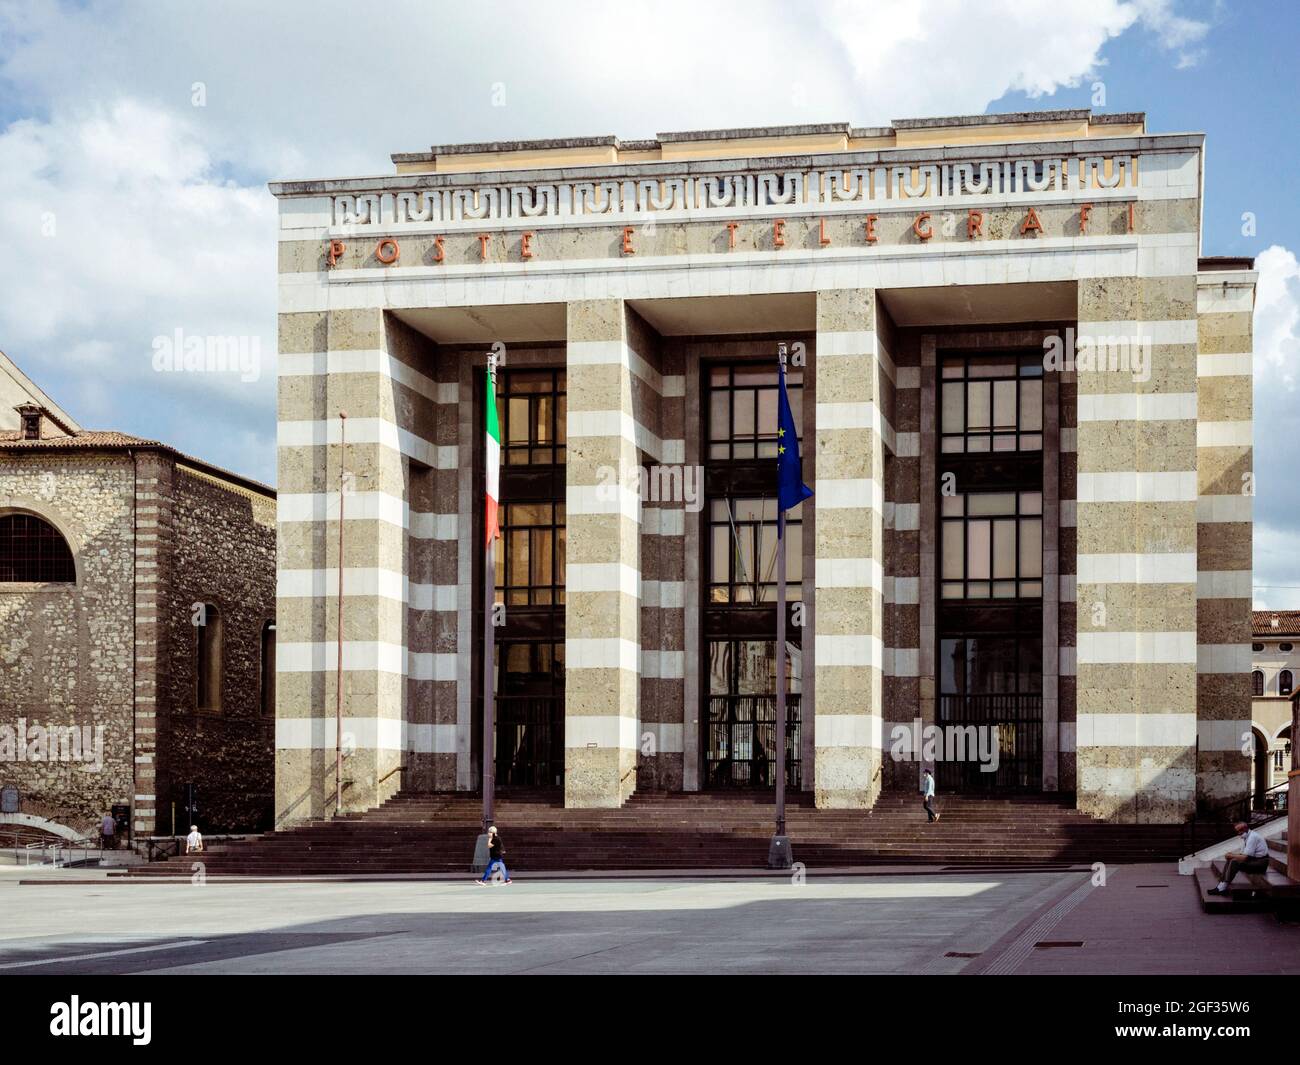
[485,365,501,546]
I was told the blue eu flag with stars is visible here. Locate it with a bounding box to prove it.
[776,355,813,516]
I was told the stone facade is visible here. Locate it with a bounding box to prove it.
[0,408,275,838]
[270,108,1256,825]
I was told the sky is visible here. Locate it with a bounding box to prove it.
[0,0,1296,606]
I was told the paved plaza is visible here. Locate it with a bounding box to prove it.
[2,863,1295,975]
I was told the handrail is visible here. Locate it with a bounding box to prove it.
[1185,780,1290,855]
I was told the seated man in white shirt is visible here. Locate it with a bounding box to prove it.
[1207,821,1270,895]
[185,825,204,854]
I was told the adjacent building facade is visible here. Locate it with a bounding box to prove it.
[1251,610,1297,803]
[0,353,276,839]
[270,108,1256,825]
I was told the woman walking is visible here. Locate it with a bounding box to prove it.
[478,825,511,885]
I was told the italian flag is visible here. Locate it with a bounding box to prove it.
[485,366,501,546]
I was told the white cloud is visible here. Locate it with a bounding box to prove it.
[1250,245,1300,606]
[0,98,276,478]
[0,0,1222,489]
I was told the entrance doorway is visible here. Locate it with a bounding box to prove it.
[704,638,802,789]
[937,631,1043,792]
[496,641,564,788]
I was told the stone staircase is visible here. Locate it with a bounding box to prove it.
[117,787,1203,878]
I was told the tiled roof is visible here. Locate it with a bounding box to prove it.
[0,429,160,447]
[1252,610,1300,637]
[0,430,274,498]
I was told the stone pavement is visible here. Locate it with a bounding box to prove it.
[1001,862,1300,976]
[0,863,1294,975]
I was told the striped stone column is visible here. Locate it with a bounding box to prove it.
[1075,276,1200,822]
[1194,267,1255,806]
[813,289,885,808]
[564,299,643,808]
[637,329,686,790]
[275,307,441,821]
[1058,367,1079,792]
[131,452,173,836]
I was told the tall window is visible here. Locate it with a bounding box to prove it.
[940,353,1043,453]
[708,497,803,604]
[0,513,75,583]
[707,362,802,460]
[496,502,566,606]
[940,491,1043,600]
[1253,670,1265,697]
[485,367,566,789]
[260,621,276,716]
[1281,670,1294,697]
[702,359,805,789]
[500,368,565,466]
[195,603,222,711]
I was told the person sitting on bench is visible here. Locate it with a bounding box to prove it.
[1207,821,1270,895]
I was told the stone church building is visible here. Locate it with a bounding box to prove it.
[0,351,276,840]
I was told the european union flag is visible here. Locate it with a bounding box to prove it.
[776,356,813,515]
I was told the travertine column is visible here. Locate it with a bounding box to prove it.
[1075,276,1200,822]
[813,289,885,808]
[275,307,432,821]
[565,300,641,808]
[1194,268,1255,808]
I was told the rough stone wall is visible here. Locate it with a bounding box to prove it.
[0,453,137,836]
[158,464,275,832]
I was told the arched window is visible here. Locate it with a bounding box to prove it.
[0,513,74,582]
[1281,670,1293,697]
[195,603,223,711]
[260,621,276,716]
[1252,670,1264,696]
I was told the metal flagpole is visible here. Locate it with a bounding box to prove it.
[336,410,347,817]
[775,506,787,838]
[482,352,497,835]
[769,342,792,868]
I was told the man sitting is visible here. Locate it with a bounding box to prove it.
[1207,821,1270,895]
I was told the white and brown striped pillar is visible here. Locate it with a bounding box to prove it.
[813,289,885,807]
[1194,267,1255,806]
[1075,277,1200,822]
[564,299,644,807]
[275,307,445,821]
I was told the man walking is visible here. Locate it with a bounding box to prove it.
[477,825,511,885]
[1207,821,1269,895]
[100,811,116,851]
[922,768,940,823]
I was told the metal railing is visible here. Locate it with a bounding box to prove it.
[1183,779,1290,856]
[20,837,100,867]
